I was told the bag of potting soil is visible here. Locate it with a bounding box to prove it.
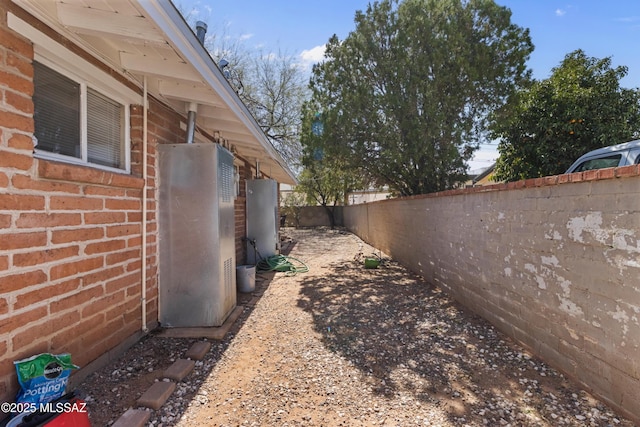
[14,353,79,406]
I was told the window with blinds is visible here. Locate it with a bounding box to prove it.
[33,61,126,171]
[87,88,124,168]
[33,62,81,158]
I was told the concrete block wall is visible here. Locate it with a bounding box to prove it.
[344,168,640,423]
[286,206,344,228]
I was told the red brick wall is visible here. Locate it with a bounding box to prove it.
[234,160,252,264]
[0,1,257,405]
[0,4,172,403]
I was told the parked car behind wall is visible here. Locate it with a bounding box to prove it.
[565,139,640,173]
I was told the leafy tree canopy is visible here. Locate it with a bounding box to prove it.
[492,49,640,181]
[297,102,365,226]
[308,0,533,196]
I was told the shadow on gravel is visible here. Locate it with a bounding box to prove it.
[295,230,611,426]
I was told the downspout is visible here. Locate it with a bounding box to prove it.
[141,76,149,333]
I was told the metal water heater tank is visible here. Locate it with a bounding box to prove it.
[246,179,278,265]
[158,143,236,327]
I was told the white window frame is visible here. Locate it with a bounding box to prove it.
[9,13,140,174]
[33,56,132,174]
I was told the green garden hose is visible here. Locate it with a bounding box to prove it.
[257,255,309,276]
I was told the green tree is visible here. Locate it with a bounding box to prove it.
[294,166,347,228]
[296,103,365,227]
[281,191,305,228]
[492,50,640,181]
[308,0,532,196]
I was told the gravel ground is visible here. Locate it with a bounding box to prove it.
[79,227,635,426]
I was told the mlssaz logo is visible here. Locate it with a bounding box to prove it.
[43,362,63,379]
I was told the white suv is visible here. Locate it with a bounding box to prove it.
[565,139,640,173]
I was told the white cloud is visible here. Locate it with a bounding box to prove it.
[300,45,326,68]
[239,33,254,41]
[555,8,566,17]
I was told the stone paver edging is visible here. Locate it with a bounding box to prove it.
[110,340,210,426]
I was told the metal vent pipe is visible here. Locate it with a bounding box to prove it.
[186,102,198,144]
[186,22,207,143]
[195,21,207,44]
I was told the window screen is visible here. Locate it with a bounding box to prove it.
[87,88,124,168]
[33,62,81,158]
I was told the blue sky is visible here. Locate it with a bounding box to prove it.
[175,0,640,171]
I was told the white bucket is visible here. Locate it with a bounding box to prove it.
[236,265,256,293]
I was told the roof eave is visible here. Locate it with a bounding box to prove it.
[136,1,297,185]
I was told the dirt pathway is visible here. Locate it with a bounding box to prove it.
[80,228,634,426]
[172,228,632,426]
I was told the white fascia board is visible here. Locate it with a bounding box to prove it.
[137,0,296,183]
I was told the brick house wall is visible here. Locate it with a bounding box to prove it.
[0,4,155,402]
[0,2,267,405]
[235,160,252,264]
[344,168,640,423]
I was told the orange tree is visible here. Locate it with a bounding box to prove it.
[491,49,640,181]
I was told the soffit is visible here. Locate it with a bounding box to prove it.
[11,0,297,185]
